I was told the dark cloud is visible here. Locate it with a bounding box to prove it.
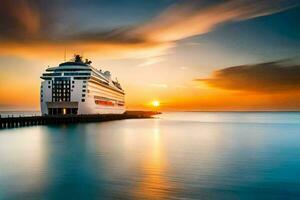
[0,0,63,41]
[197,60,300,92]
[69,27,146,44]
[0,0,39,39]
[0,0,149,45]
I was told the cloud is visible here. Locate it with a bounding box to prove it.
[196,60,300,92]
[0,0,40,39]
[149,83,168,88]
[0,0,298,59]
[0,40,173,61]
[138,56,164,67]
[132,0,298,42]
[180,66,188,70]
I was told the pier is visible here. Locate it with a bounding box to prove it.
[0,111,160,129]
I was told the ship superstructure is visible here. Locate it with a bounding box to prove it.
[40,55,125,115]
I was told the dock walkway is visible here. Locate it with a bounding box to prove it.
[0,111,160,129]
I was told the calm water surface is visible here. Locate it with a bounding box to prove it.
[1,112,300,199]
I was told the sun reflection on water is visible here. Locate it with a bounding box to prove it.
[132,120,173,199]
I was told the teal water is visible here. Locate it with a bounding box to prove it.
[1,112,300,199]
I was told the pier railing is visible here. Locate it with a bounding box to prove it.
[0,111,160,129]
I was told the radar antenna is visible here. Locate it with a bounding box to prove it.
[64,48,67,61]
[74,54,83,63]
[85,59,92,65]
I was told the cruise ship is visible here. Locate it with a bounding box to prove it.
[40,55,125,115]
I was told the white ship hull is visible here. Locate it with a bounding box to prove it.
[40,55,125,115]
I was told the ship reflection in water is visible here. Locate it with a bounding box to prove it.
[1,112,300,199]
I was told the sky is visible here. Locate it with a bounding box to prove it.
[0,0,300,111]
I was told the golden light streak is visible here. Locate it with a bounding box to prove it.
[132,122,172,199]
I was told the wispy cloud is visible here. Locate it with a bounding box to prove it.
[138,56,164,67]
[0,0,298,59]
[196,60,300,93]
[148,83,168,88]
[180,66,188,70]
[132,0,298,42]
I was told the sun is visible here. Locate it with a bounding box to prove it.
[152,100,160,107]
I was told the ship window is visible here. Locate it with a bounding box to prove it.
[81,99,85,102]
[83,81,87,83]
[82,89,86,92]
[72,81,75,84]
[48,81,51,84]
[82,94,85,97]
[48,86,51,88]
[74,77,88,80]
[83,85,86,88]
[72,85,74,88]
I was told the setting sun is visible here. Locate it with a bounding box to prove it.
[152,101,160,107]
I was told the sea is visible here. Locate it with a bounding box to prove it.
[1,112,300,200]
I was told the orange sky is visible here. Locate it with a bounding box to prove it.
[1,57,300,111]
